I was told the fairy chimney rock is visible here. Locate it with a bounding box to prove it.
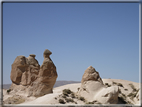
[10,49,58,97]
[81,66,103,84]
[77,66,118,104]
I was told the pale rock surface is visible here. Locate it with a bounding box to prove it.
[77,66,119,104]
[102,79,140,105]
[3,79,140,105]
[94,86,118,104]
[136,89,140,101]
[17,83,81,105]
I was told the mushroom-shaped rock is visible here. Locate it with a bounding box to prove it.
[10,50,58,97]
[77,66,119,104]
[43,49,52,57]
[27,49,58,97]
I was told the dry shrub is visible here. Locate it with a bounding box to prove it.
[79,96,85,102]
[65,98,74,103]
[63,89,72,96]
[117,83,123,87]
[129,83,137,91]
[59,99,65,104]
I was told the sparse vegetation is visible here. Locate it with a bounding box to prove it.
[127,101,133,104]
[3,95,25,104]
[59,99,65,104]
[135,89,139,94]
[96,102,102,104]
[117,83,123,87]
[118,88,121,93]
[112,81,124,87]
[121,93,126,97]
[60,88,77,104]
[79,96,85,102]
[7,89,11,94]
[127,92,137,100]
[118,87,128,104]
[105,83,111,87]
[129,83,137,91]
[62,95,66,98]
[71,93,75,98]
[63,89,72,96]
[105,83,109,85]
[86,102,94,104]
[112,81,117,85]
[65,98,74,103]
[127,92,134,97]
[127,84,139,100]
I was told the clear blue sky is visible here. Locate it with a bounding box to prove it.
[3,2,139,84]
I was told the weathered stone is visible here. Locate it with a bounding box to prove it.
[10,49,57,97]
[43,49,52,56]
[77,66,118,104]
[81,66,103,84]
[29,49,58,97]
[27,54,39,68]
[3,95,25,104]
[19,54,40,86]
[10,56,29,85]
[94,86,119,104]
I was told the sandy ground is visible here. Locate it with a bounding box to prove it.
[2,79,141,106]
[18,83,81,105]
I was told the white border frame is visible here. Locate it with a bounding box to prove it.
[1,0,141,106]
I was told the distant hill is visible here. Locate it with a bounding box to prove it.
[3,84,11,89]
[3,81,80,89]
[53,81,80,88]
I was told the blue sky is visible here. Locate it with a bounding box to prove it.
[2,2,139,84]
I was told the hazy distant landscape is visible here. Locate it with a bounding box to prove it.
[3,81,80,89]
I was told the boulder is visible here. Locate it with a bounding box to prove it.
[77,66,118,104]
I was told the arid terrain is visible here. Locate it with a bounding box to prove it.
[2,79,140,106]
[2,50,140,106]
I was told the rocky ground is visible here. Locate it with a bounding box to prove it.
[2,79,140,106]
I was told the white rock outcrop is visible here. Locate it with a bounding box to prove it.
[77,66,119,104]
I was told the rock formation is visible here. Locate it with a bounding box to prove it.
[10,49,58,97]
[27,49,58,97]
[10,56,29,85]
[77,66,119,104]
[81,66,103,84]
